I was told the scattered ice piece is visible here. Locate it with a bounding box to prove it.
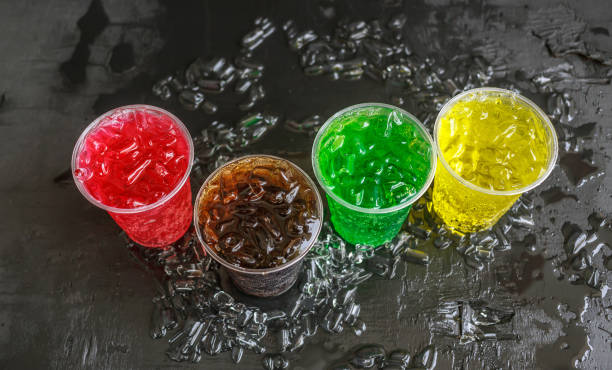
[403,248,430,265]
[351,344,386,368]
[239,84,266,111]
[262,353,289,370]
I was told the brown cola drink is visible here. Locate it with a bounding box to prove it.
[196,155,322,270]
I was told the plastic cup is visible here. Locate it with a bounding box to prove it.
[432,88,559,233]
[312,103,437,246]
[72,105,194,247]
[194,155,324,297]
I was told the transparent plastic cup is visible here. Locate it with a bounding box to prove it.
[432,88,559,233]
[194,155,324,297]
[312,103,437,246]
[72,105,194,247]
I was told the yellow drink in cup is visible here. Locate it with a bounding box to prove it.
[432,88,558,233]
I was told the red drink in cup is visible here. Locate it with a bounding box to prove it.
[72,105,194,247]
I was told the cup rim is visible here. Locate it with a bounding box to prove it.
[193,154,324,275]
[433,87,559,196]
[311,102,437,214]
[71,104,195,214]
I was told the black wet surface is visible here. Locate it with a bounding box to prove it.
[1,0,611,369]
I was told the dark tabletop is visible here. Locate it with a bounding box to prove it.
[0,0,611,369]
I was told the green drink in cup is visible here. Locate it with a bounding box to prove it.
[312,103,436,246]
